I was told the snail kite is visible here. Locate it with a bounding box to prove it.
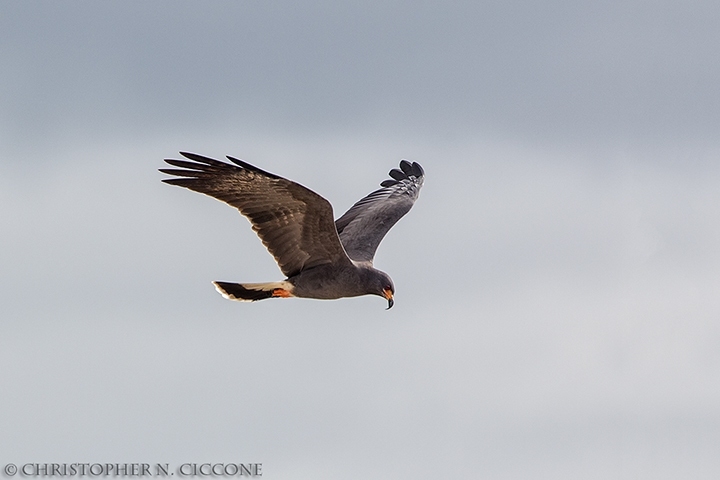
[160,152,424,309]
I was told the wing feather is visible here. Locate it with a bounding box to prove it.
[161,152,351,277]
[335,160,424,264]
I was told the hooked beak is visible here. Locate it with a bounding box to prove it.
[383,288,394,310]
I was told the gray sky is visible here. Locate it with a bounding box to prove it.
[2,1,720,479]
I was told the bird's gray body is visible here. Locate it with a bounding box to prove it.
[288,262,394,300]
[160,152,423,308]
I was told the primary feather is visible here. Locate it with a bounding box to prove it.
[335,161,424,264]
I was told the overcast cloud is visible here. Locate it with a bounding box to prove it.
[2,1,720,479]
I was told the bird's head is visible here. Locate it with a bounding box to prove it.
[374,271,395,310]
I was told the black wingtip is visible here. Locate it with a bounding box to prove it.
[225,155,251,168]
[411,162,424,177]
[381,160,424,187]
[226,155,281,179]
[161,178,194,187]
[179,152,216,164]
[399,160,413,175]
[389,168,405,181]
[161,152,283,181]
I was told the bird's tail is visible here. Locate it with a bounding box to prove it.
[212,281,295,302]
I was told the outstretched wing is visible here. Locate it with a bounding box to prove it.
[335,160,424,264]
[161,152,351,277]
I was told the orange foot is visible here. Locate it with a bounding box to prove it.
[271,288,293,298]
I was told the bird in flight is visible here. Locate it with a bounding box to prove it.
[160,152,424,309]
